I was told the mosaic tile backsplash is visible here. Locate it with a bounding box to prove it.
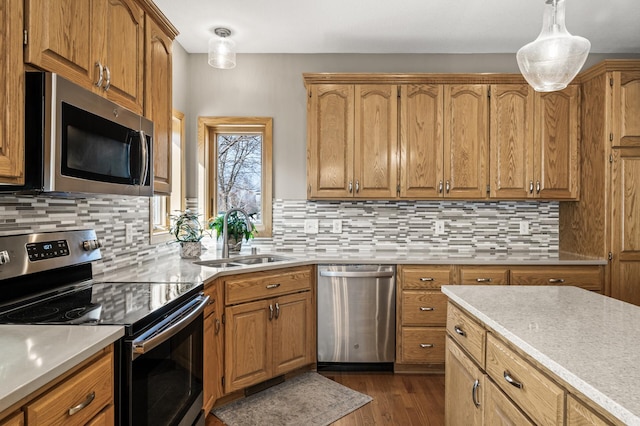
[0,195,558,275]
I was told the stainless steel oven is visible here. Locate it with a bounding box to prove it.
[0,230,206,426]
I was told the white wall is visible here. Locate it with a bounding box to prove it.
[178,51,638,200]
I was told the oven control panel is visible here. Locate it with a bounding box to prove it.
[26,240,70,261]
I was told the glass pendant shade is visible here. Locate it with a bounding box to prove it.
[516,0,590,92]
[208,28,236,69]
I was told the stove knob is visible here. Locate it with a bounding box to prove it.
[96,239,103,248]
[0,250,10,265]
[90,240,98,250]
[82,240,92,251]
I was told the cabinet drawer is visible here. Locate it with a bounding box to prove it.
[402,291,447,325]
[85,405,114,426]
[566,394,614,426]
[225,266,312,305]
[401,327,445,363]
[459,266,509,285]
[485,379,534,425]
[25,352,113,426]
[509,266,603,291]
[400,265,452,289]
[0,411,23,426]
[446,302,486,367]
[486,333,564,426]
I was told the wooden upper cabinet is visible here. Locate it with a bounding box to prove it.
[612,71,640,147]
[354,85,398,198]
[307,84,355,198]
[535,85,580,199]
[444,84,489,199]
[145,15,173,195]
[399,84,444,198]
[24,0,144,113]
[490,85,535,199]
[0,0,25,185]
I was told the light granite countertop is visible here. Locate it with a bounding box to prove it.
[441,285,640,425]
[0,325,123,413]
[96,248,606,284]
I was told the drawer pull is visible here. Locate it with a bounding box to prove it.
[420,343,434,348]
[269,304,274,320]
[503,371,523,389]
[266,283,281,289]
[472,379,480,408]
[419,307,434,311]
[419,277,434,282]
[475,278,492,283]
[548,278,565,284]
[68,391,95,416]
[454,326,466,337]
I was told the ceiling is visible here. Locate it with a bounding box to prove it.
[153,0,640,55]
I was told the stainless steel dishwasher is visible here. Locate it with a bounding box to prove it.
[317,264,396,370]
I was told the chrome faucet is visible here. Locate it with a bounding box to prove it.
[221,208,253,258]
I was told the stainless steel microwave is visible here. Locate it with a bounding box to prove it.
[0,72,153,197]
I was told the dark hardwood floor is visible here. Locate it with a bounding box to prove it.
[205,372,445,425]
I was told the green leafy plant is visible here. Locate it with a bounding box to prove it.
[170,209,210,242]
[208,211,257,242]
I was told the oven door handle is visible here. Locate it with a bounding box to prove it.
[131,294,209,360]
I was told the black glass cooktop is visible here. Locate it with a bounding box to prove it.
[0,281,203,335]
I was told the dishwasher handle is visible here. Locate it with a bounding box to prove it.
[319,270,395,279]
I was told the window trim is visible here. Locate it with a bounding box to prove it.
[197,117,273,238]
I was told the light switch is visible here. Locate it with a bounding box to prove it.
[519,221,530,235]
[304,219,319,234]
[332,219,342,234]
[125,223,133,244]
[435,220,445,235]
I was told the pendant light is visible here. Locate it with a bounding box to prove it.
[516,0,590,92]
[208,28,236,69]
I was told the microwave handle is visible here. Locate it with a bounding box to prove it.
[138,130,149,185]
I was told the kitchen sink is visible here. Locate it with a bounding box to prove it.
[193,254,292,269]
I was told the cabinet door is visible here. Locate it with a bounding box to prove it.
[612,71,640,148]
[307,84,354,198]
[0,0,25,185]
[490,85,535,199]
[485,379,534,425]
[611,148,640,306]
[145,16,173,194]
[272,292,314,376]
[445,337,484,426]
[224,299,271,393]
[0,411,24,426]
[101,0,144,113]
[24,0,98,88]
[354,85,398,198]
[85,405,114,426]
[444,85,489,199]
[203,282,224,412]
[534,85,580,199]
[399,84,444,198]
[566,395,611,426]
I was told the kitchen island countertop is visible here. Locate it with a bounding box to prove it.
[442,285,640,425]
[0,325,123,414]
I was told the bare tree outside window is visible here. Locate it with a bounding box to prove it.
[217,133,262,224]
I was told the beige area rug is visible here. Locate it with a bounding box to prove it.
[212,372,372,426]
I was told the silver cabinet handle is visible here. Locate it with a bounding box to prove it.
[529,180,534,193]
[275,302,280,319]
[504,371,523,389]
[420,277,434,282]
[536,180,541,193]
[419,307,434,311]
[355,180,360,193]
[266,283,281,289]
[104,65,111,91]
[420,343,434,348]
[68,391,95,416]
[348,180,353,193]
[319,270,394,278]
[475,278,492,283]
[445,180,451,193]
[472,380,480,408]
[269,304,274,320]
[454,326,466,337]
[438,181,443,193]
[95,62,104,87]
[548,278,565,283]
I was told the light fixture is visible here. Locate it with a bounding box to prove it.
[516,0,590,92]
[208,27,236,69]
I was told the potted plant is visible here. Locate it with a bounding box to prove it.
[208,211,257,254]
[170,209,210,258]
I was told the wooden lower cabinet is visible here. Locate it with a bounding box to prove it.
[203,281,224,413]
[509,265,604,292]
[224,291,314,393]
[85,405,114,426]
[485,379,534,425]
[566,394,611,426]
[0,412,23,426]
[445,337,484,426]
